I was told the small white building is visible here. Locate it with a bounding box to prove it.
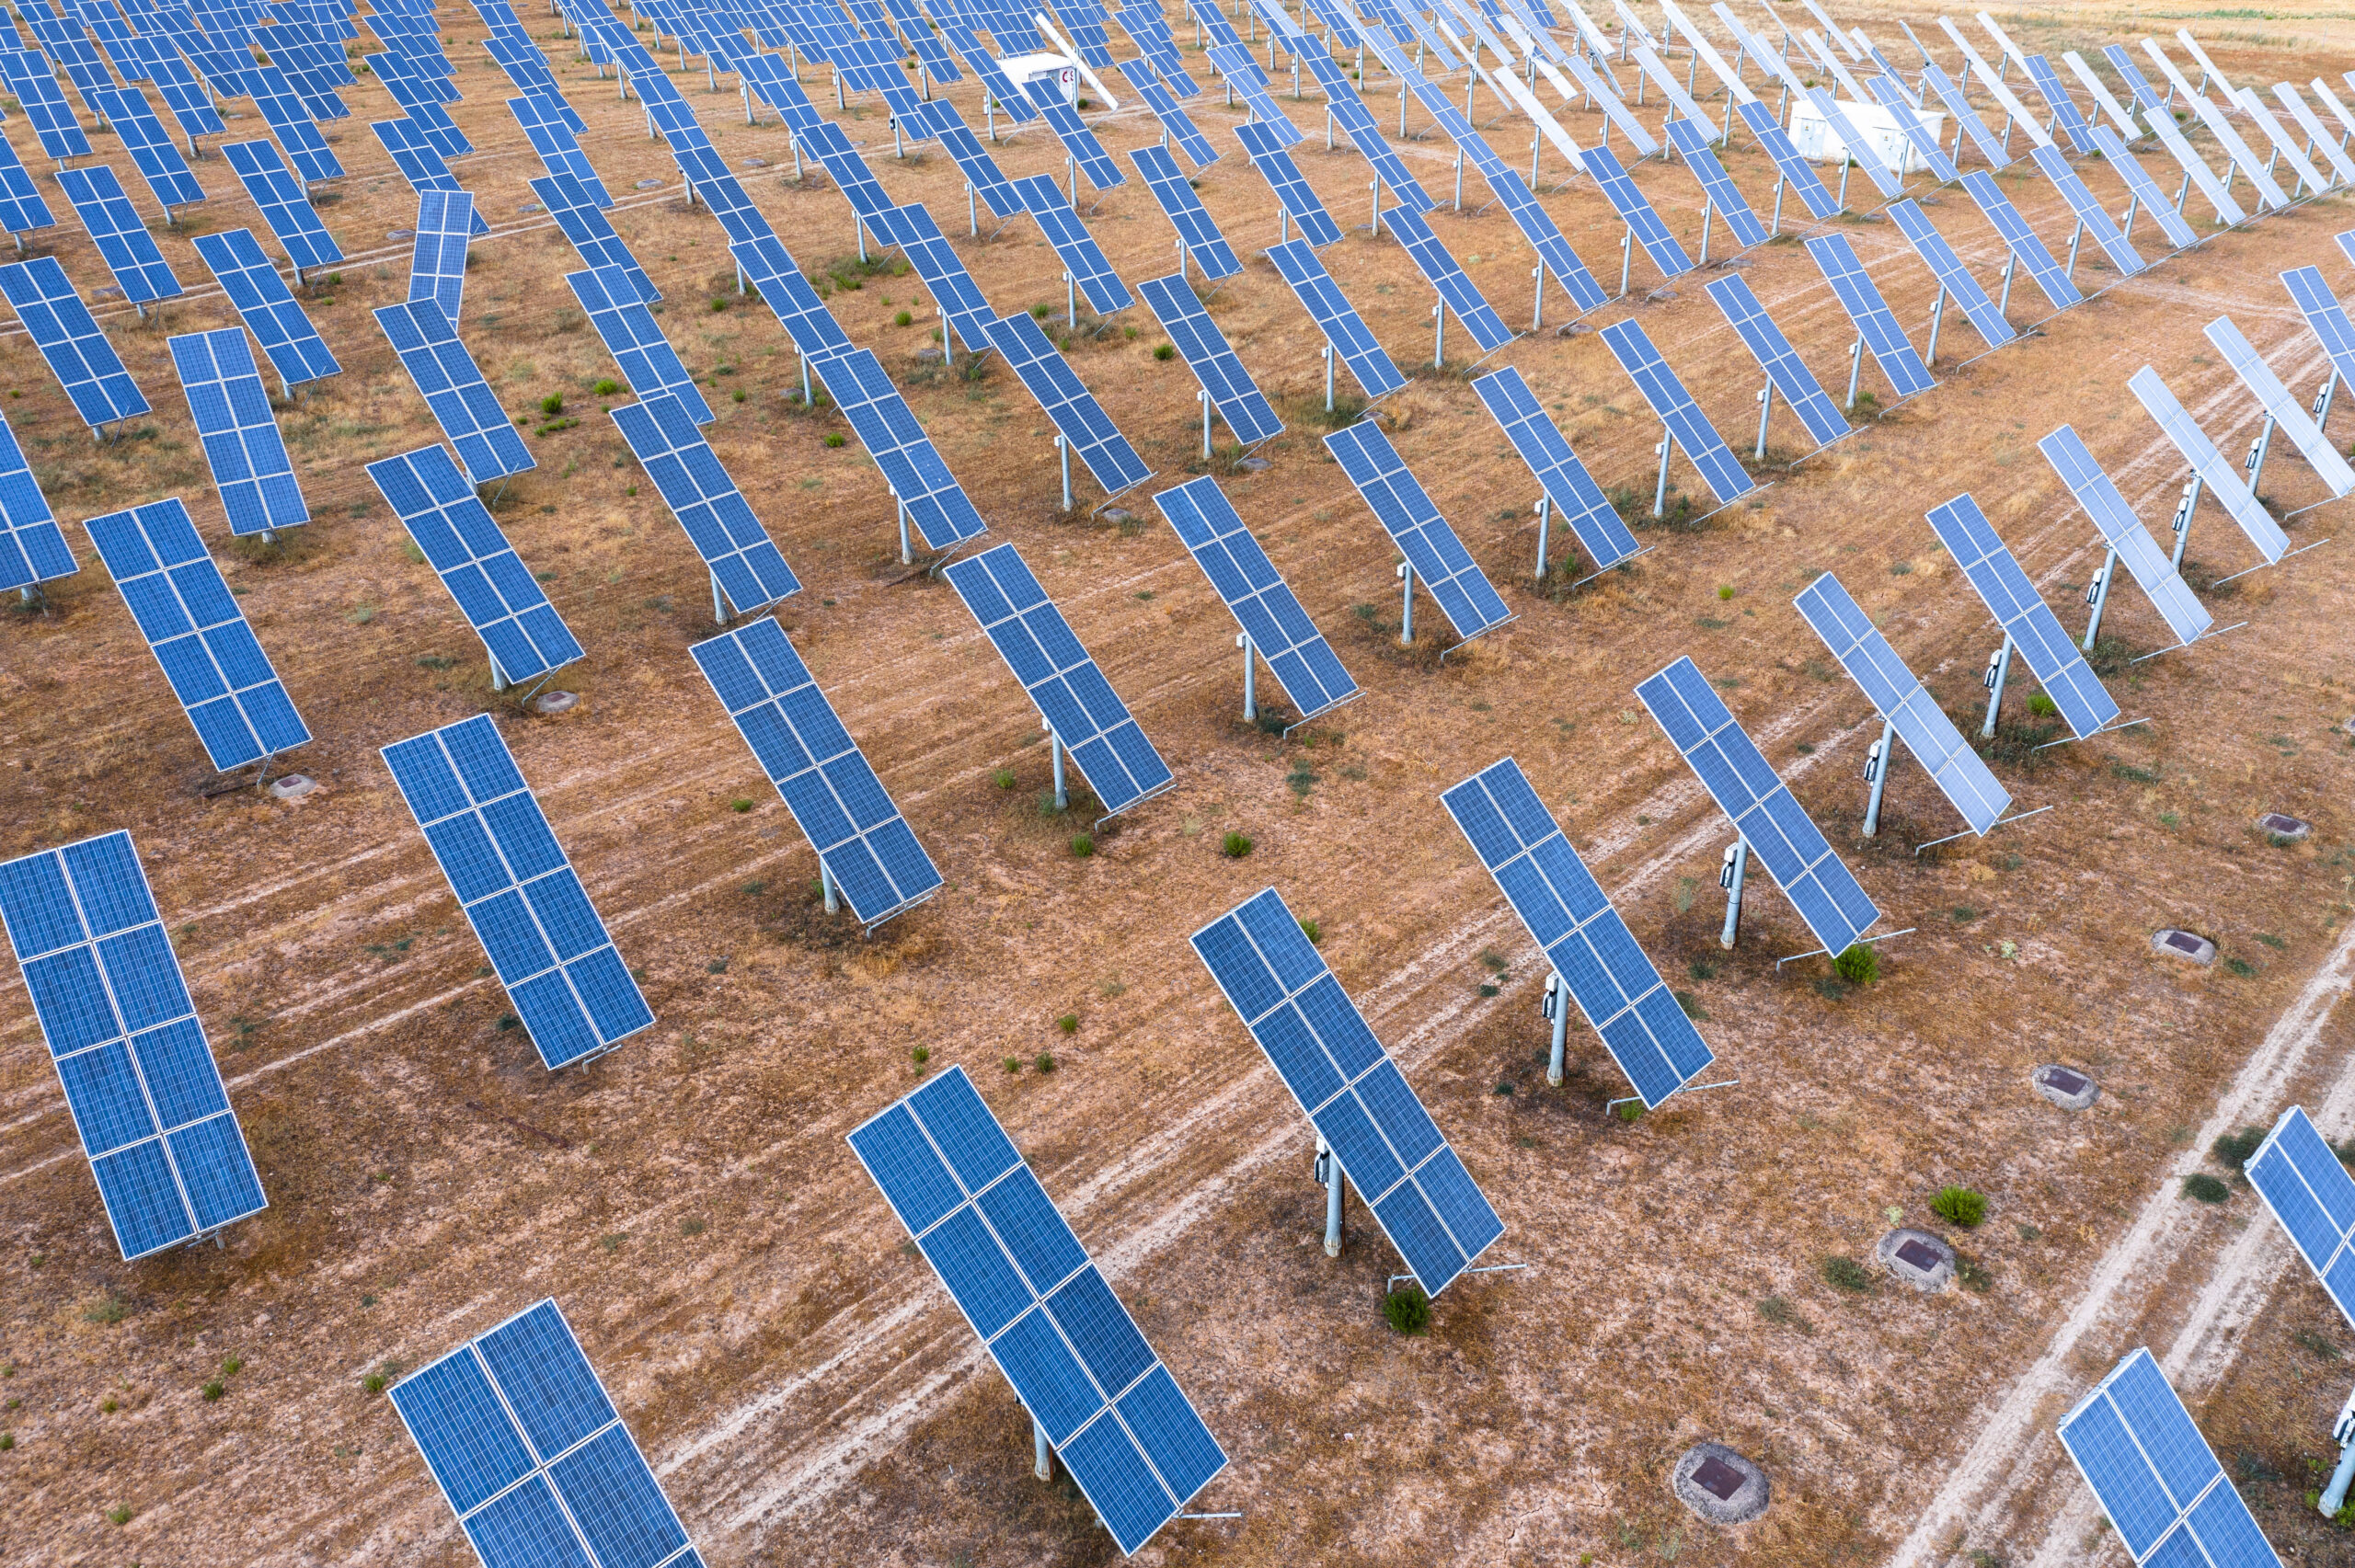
[994,52,1078,106]
[1787,97,1948,176]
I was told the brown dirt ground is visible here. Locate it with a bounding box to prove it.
[5,6,2355,1566]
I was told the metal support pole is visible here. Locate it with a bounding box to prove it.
[1861,719,1894,836]
[2315,367,2340,432]
[1699,198,1713,266]
[2172,477,2200,570]
[2321,1385,2355,1516]
[1200,387,1213,459]
[1397,560,1414,644]
[712,570,727,624]
[1371,177,1383,237]
[1051,727,1068,811]
[1454,147,1465,209]
[1531,261,1544,330]
[1034,1420,1053,1481]
[1432,301,1445,367]
[1543,974,1568,1085]
[1324,344,1335,413]
[490,655,508,692]
[1837,156,1851,211]
[2063,219,2084,284]
[1717,840,1747,949]
[1317,1136,1343,1255]
[1652,427,1672,517]
[2120,194,2139,246]
[2083,546,2117,649]
[968,180,978,235]
[1753,379,1774,459]
[898,495,912,566]
[2246,416,2276,498]
[1238,633,1256,719]
[1925,286,1947,365]
[1619,227,1633,297]
[800,351,812,407]
[1065,269,1076,329]
[1534,496,1551,580]
[821,861,838,913]
[1997,253,2016,317]
[1980,634,2014,738]
[1771,172,1786,234]
[1845,337,1864,408]
[1057,435,1074,511]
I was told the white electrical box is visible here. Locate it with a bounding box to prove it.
[1786,97,1948,176]
[995,52,1078,105]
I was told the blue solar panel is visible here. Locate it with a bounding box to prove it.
[1662,118,1768,248]
[1268,236,1404,399]
[369,443,582,686]
[1470,365,1637,573]
[408,189,474,326]
[1324,419,1512,640]
[1137,272,1280,446]
[1734,99,1839,218]
[1890,199,2015,351]
[0,49,92,157]
[509,92,610,206]
[0,256,149,428]
[1597,318,1752,505]
[1204,41,1303,142]
[1155,475,1356,721]
[85,84,206,209]
[189,228,339,388]
[0,830,269,1260]
[942,543,1173,818]
[1023,75,1124,192]
[936,17,1037,121]
[797,118,893,221]
[691,616,943,928]
[1442,757,1713,1108]
[730,233,856,361]
[2058,1348,2284,1568]
[224,139,343,270]
[567,266,714,426]
[1804,233,1936,400]
[2126,365,2290,564]
[0,407,69,590]
[1382,204,1511,352]
[1233,118,1340,246]
[241,62,345,182]
[373,59,472,158]
[167,326,307,538]
[1635,655,1879,958]
[371,119,490,234]
[55,165,183,306]
[847,1066,1225,1555]
[2101,44,2167,113]
[1794,572,2011,835]
[2283,265,2355,391]
[129,33,224,140]
[1801,86,1900,198]
[1958,170,2079,314]
[0,123,53,235]
[800,346,989,550]
[982,310,1151,497]
[2037,425,2212,649]
[867,200,996,357]
[609,391,802,613]
[1862,74,1960,185]
[391,1299,699,1568]
[83,496,311,768]
[2248,1105,2355,1334]
[2021,53,2097,155]
[1704,273,1849,449]
[1016,174,1132,315]
[2027,143,2148,279]
[486,38,582,131]
[1191,887,1507,1291]
[2086,126,2200,251]
[1580,141,1693,278]
[1120,55,1218,167]
[1924,492,2121,739]
[381,716,656,1068]
[531,172,657,301]
[1130,143,1240,280]
[1302,55,1434,213]
[904,97,1022,220]
[374,298,534,486]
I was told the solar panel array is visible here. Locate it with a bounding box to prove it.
[1233,119,1341,247]
[2088,126,2200,251]
[868,201,997,357]
[84,497,311,769]
[1,48,93,157]
[408,189,475,326]
[2283,265,2355,388]
[566,265,715,425]
[846,1066,1226,1555]
[1662,119,1769,249]
[692,617,943,929]
[1131,143,1241,280]
[1383,205,1512,353]
[368,443,584,687]
[2037,426,2212,648]
[167,327,309,538]
[1120,55,1219,166]
[2247,1104,2355,1333]
[374,298,534,486]
[1325,420,1513,640]
[1581,142,1694,279]
[1890,199,2015,351]
[1598,318,1753,505]
[372,119,491,234]
[0,255,151,429]
[1471,365,1638,573]
[56,165,183,307]
[1269,237,1406,399]
[2057,1349,2284,1568]
[382,715,656,1069]
[1794,572,2012,836]
[0,407,69,590]
[803,346,991,550]
[1636,655,1880,959]
[388,1299,701,1568]
[2028,144,2147,279]
[189,229,340,390]
[1024,76,1125,192]
[532,172,660,303]
[2127,365,2291,564]
[1924,493,2122,739]
[1192,886,1507,1291]
[2203,315,2355,497]
[609,391,803,613]
[1015,174,1132,315]
[1155,475,1357,721]
[1137,272,1281,446]
[224,140,345,271]
[985,310,1155,496]
[1805,233,1936,399]
[1442,758,1715,1108]
[0,830,270,1259]
[941,543,1173,818]
[1959,171,2081,314]
[243,63,345,184]
[1705,274,1849,448]
[86,83,207,210]
[1736,98,1840,220]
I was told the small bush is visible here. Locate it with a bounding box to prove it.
[1821,1255,1874,1293]
[1717,584,1734,601]
[822,431,845,448]
[1153,342,1175,361]
[201,1380,224,1401]
[1034,1051,1056,1072]
[2026,692,2060,717]
[2224,956,2257,978]
[539,393,563,416]
[106,1506,132,1527]
[729,797,755,812]
[1069,832,1094,857]
[1299,918,1322,944]
[911,1046,929,1064]
[0,1433,11,1450]
[1615,1102,1642,1123]
[893,310,913,326]
[1832,944,1878,985]
[1956,1256,1994,1294]
[680,1218,705,1236]
[1029,302,1051,319]
[2182,1173,2232,1204]
[221,1356,242,1378]
[1057,1013,1078,1035]
[1383,1284,1431,1335]
[1931,1186,1987,1227]
[592,378,621,395]
[1222,830,1253,858]
[1003,1055,1022,1073]
[82,1293,129,1324]
[2211,1127,2265,1171]
[707,298,727,313]
[991,767,1017,790]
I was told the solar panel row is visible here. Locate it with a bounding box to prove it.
[1325,420,1513,641]
[2036,426,2212,649]
[1154,475,1357,723]
[167,327,309,538]
[609,391,803,613]
[1924,493,2122,740]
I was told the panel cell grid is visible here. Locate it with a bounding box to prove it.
[371,119,490,233]
[1959,169,2080,313]
[1924,493,2121,739]
[190,228,339,387]
[380,715,655,1068]
[56,164,183,306]
[1805,233,1935,398]
[801,346,988,550]
[0,121,54,235]
[1470,365,1637,572]
[1382,204,1511,352]
[0,48,93,157]
[1023,75,1125,192]
[1155,475,1356,721]
[508,92,610,207]
[1269,237,1404,399]
[368,443,582,686]
[1324,419,1512,640]
[167,326,307,537]
[1597,318,1753,504]
[1204,40,1302,141]
[224,139,344,270]
[2203,315,2355,497]
[609,391,801,614]
[532,172,659,302]
[85,83,206,210]
[83,496,310,769]
[941,542,1173,818]
[1635,655,1880,959]
[1864,74,1960,184]
[2087,126,2200,250]
[730,234,855,361]
[241,63,344,183]
[1015,174,1132,315]
[1131,143,1241,280]
[2028,143,2147,278]
[0,830,268,1259]
[1137,272,1280,445]
[2057,1347,2284,1568]
[1890,199,2014,350]
[0,256,149,427]
[0,406,69,589]
[690,617,942,929]
[567,266,714,426]
[1704,273,1849,447]
[847,1067,1226,1555]
[374,298,534,485]
[1581,141,1693,278]
[2283,265,2355,390]
[408,189,475,326]
[2127,365,2290,564]
[867,200,996,358]
[982,310,1151,497]
[1735,98,1839,218]
[1191,887,1507,1290]
[2248,1105,2355,1333]
[909,97,1023,219]
[1441,757,1714,1107]
[2037,425,2211,649]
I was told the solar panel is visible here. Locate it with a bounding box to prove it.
[729,236,850,364]
[0,49,92,157]
[0,830,270,1261]
[1268,237,1405,400]
[2127,365,2290,565]
[1660,118,1768,249]
[1596,318,1753,504]
[84,84,205,210]
[2273,85,2355,189]
[2247,1104,2355,1334]
[1708,97,1830,223]
[1924,491,2121,738]
[798,346,990,551]
[1635,655,1880,958]
[371,120,491,234]
[2086,126,2200,251]
[381,715,656,1069]
[1324,419,1513,640]
[54,165,182,307]
[1381,204,1511,352]
[0,122,53,236]
[389,1299,699,1568]
[1441,756,1714,1107]
[2101,43,2167,113]
[1119,55,1217,167]
[2037,425,2211,648]
[1230,119,1341,247]
[2027,143,2145,279]
[407,189,474,326]
[0,256,149,428]
[2142,108,2247,228]
[1794,571,2011,835]
[1577,141,1693,279]
[373,60,474,159]
[905,99,1022,221]
[376,298,537,486]
[867,200,996,357]
[1191,885,1506,1291]
[1803,234,1935,400]
[0,406,68,589]
[1154,474,1356,721]
[1889,199,2014,351]
[2203,315,2355,497]
[2058,1348,2286,1568]
[530,173,656,302]
[2019,52,2097,153]
[691,615,943,928]
[83,495,311,767]
[167,326,308,538]
[1703,273,1848,448]
[2234,86,2330,199]
[1137,272,1281,446]
[1015,174,1132,315]
[240,63,345,183]
[486,38,582,131]
[1470,365,1637,572]
[797,118,892,223]
[1301,61,1432,210]
[189,228,339,388]
[740,49,826,136]
[846,1066,1224,1555]
[2283,265,2355,392]
[1021,75,1124,193]
[609,391,802,612]
[1205,41,1304,143]
[368,442,582,686]
[2178,82,2291,210]
[937,17,1037,122]
[565,265,714,426]
[508,92,610,206]
[1130,143,1241,280]
[1957,169,2079,313]
[129,33,224,139]
[224,139,343,271]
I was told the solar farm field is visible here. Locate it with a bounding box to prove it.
[4,5,2355,1567]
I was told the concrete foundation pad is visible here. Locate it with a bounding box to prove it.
[2257,812,2311,841]
[2154,928,2214,965]
[1671,1443,1769,1525]
[1878,1227,1955,1293]
[533,690,580,716]
[267,773,316,801]
[2033,1064,2099,1111]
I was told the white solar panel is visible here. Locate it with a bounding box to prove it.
[1269,237,1405,399]
[2234,86,2330,198]
[1154,475,1357,722]
[1890,199,2015,351]
[408,189,474,326]
[167,327,308,538]
[1924,492,2121,738]
[609,391,803,612]
[1704,274,1849,448]
[1597,318,1754,504]
[565,265,715,426]
[1801,86,1901,198]
[2020,52,2097,153]
[2203,315,2355,497]
[2087,125,2202,250]
[2143,107,2247,226]
[2037,424,2212,648]
[1470,365,1637,572]
[0,256,149,428]
[2028,144,2147,278]
[2127,365,2291,564]
[1137,272,1281,446]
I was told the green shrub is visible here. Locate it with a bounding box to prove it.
[2183,1173,2232,1203]
[220,1356,242,1378]
[729,797,755,813]
[82,1293,129,1324]
[201,1380,224,1401]
[822,431,845,448]
[707,297,727,312]
[1057,1013,1078,1035]
[1222,830,1252,858]
[1931,1186,1987,1227]
[1034,1051,1056,1072]
[1029,302,1051,319]
[911,1046,929,1064]
[1615,1102,1642,1123]
[1069,832,1094,857]
[1717,584,1734,601]
[992,767,1017,789]
[1832,944,1878,985]
[2211,1127,2265,1171]
[893,310,913,326]
[539,393,563,416]
[2027,692,2060,717]
[1821,1255,1874,1293]
[1383,1284,1431,1334]
[592,378,621,395]
[1153,342,1175,361]
[106,1506,132,1526]
[1003,1055,1021,1073]
[0,1433,11,1450]
[1298,918,1322,944]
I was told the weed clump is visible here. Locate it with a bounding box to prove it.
[1069,832,1094,858]
[2182,1173,2232,1204]
[1832,944,1878,985]
[2211,1127,2265,1171]
[1821,1255,1874,1294]
[1221,830,1253,858]
[1383,1283,1431,1335]
[1931,1186,1987,1228]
